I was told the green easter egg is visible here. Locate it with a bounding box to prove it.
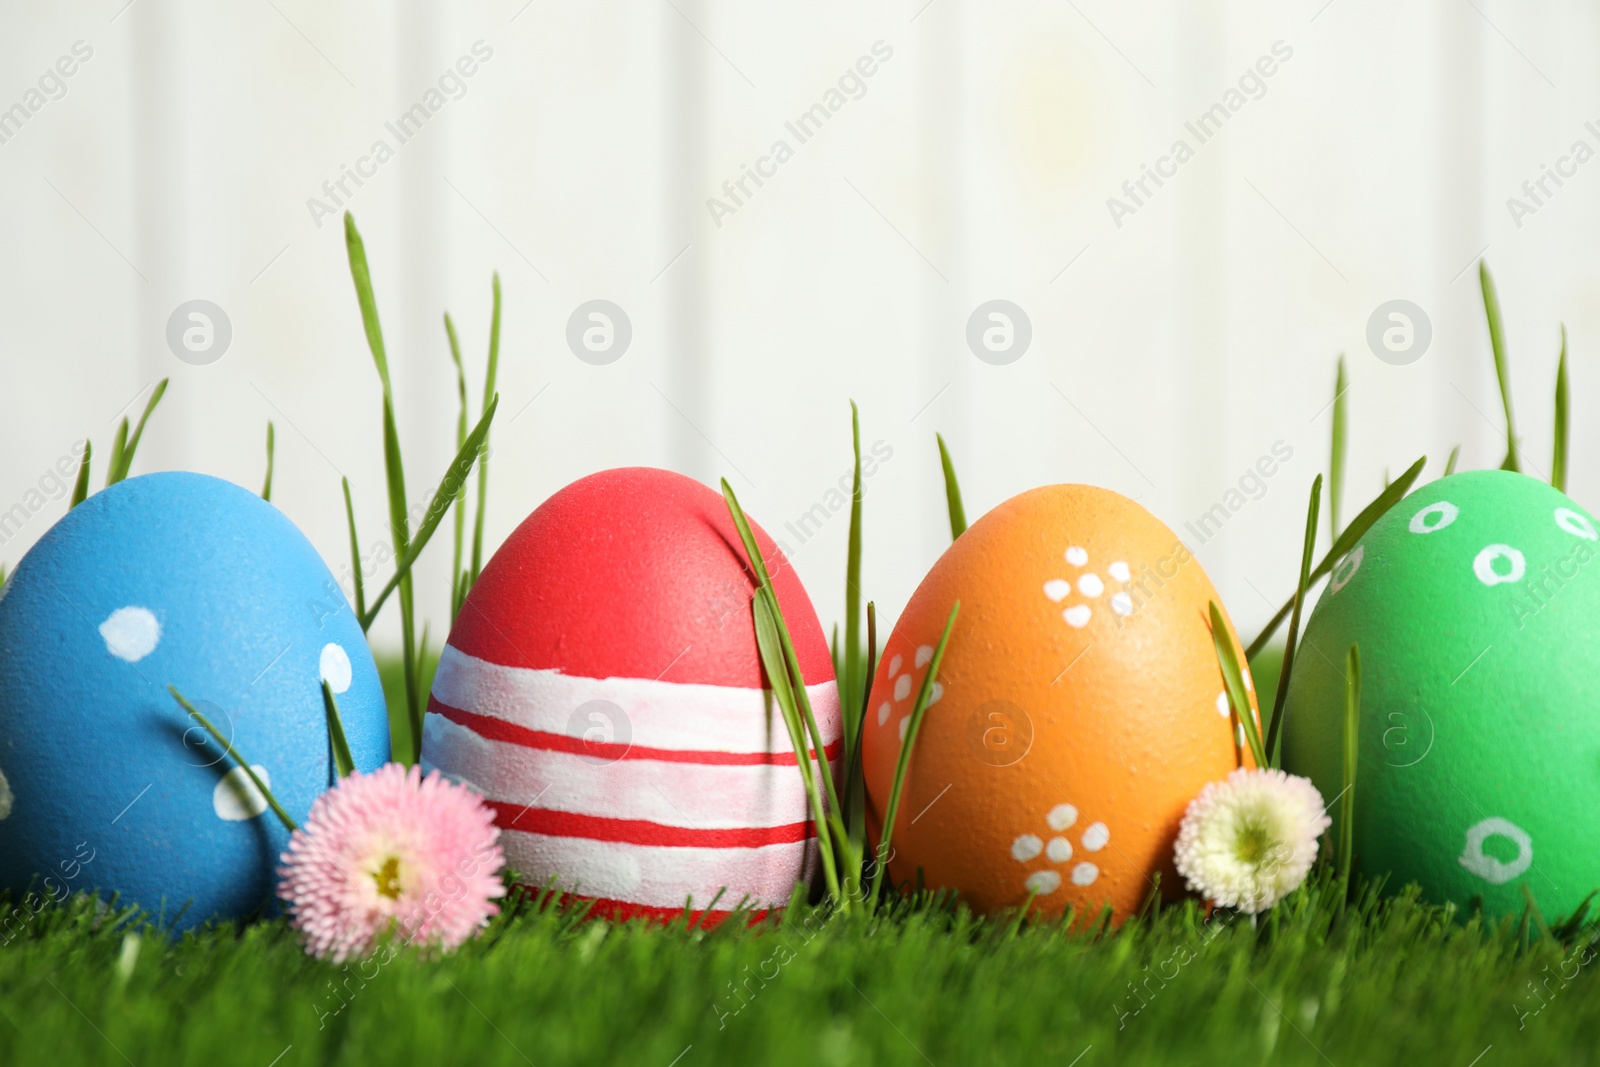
[1282,470,1600,919]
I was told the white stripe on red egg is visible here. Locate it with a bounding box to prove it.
[426,642,841,915]
[422,713,829,830]
[430,645,840,756]
[498,831,816,910]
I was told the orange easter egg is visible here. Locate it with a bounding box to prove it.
[861,484,1257,922]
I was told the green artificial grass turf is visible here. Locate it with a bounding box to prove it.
[2,650,1593,1066]
[2,871,1597,1066]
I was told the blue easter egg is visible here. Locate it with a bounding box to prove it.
[0,472,389,929]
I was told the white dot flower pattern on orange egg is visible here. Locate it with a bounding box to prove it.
[881,644,945,745]
[1011,802,1109,894]
[1044,547,1134,629]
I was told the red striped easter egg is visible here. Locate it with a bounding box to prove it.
[422,467,838,926]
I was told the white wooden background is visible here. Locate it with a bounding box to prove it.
[1,0,1595,648]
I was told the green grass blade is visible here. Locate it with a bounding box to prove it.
[341,477,366,621]
[1329,356,1347,541]
[721,480,845,825]
[1246,455,1426,659]
[936,433,968,540]
[322,680,355,778]
[169,686,297,832]
[844,401,864,741]
[470,273,502,585]
[260,422,275,501]
[361,395,499,630]
[111,378,169,484]
[846,600,877,867]
[445,313,469,619]
[1480,262,1519,472]
[1210,601,1266,769]
[1339,644,1361,882]
[752,593,841,902]
[1444,445,1461,477]
[70,441,91,508]
[346,213,419,757]
[345,213,394,393]
[1553,324,1569,493]
[104,418,128,488]
[383,398,419,757]
[1265,475,1321,766]
[877,601,959,902]
[1521,883,1552,942]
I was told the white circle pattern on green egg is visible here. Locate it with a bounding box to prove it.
[1282,470,1600,919]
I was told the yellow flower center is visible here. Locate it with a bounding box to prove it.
[1235,821,1271,865]
[372,855,403,900]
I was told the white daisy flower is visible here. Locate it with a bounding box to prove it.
[1173,768,1331,914]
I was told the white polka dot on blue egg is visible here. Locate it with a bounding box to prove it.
[0,472,390,929]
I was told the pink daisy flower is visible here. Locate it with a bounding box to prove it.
[277,763,505,962]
